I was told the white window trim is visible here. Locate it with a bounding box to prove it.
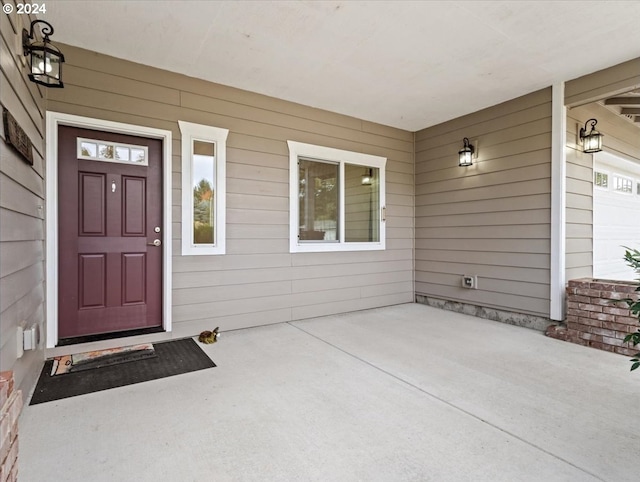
[179,121,229,255]
[287,140,386,253]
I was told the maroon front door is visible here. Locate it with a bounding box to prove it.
[58,126,163,339]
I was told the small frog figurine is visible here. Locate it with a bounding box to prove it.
[198,327,220,344]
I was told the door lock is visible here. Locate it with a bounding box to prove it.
[154,226,161,233]
[147,239,161,247]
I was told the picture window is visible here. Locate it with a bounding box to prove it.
[288,141,386,253]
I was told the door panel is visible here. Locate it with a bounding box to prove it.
[58,126,163,339]
[122,253,146,305]
[79,254,106,308]
[79,172,106,235]
[122,176,146,236]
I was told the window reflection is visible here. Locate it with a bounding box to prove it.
[298,159,339,242]
[345,164,379,242]
[192,140,216,245]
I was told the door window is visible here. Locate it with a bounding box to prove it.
[77,137,148,165]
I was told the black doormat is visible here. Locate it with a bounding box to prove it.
[30,338,216,405]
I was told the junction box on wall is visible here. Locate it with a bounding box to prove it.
[16,325,39,358]
[462,275,478,289]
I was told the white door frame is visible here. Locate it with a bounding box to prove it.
[45,112,173,348]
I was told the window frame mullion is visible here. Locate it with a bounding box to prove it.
[338,161,345,245]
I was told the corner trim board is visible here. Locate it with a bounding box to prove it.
[550,83,567,321]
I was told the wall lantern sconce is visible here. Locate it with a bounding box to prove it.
[458,137,475,167]
[361,168,373,185]
[579,118,603,153]
[22,20,65,88]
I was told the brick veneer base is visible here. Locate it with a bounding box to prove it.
[546,278,639,356]
[0,372,22,482]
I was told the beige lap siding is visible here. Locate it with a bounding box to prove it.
[0,7,47,395]
[414,88,552,317]
[47,44,415,336]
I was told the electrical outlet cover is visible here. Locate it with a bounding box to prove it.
[23,327,36,351]
[462,275,477,289]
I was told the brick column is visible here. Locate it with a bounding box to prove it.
[0,372,22,482]
[546,278,639,356]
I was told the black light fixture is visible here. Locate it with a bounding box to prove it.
[579,118,603,153]
[22,20,65,88]
[458,137,474,167]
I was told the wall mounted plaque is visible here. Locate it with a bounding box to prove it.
[2,106,34,166]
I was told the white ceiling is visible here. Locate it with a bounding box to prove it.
[44,1,640,131]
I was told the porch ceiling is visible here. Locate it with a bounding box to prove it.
[602,89,640,127]
[44,1,640,131]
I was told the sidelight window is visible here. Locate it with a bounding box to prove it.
[178,121,229,255]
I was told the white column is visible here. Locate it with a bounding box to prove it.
[550,83,567,321]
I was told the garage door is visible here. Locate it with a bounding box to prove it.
[593,153,640,281]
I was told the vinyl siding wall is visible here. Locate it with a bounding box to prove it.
[565,102,640,280]
[46,45,414,338]
[565,57,640,108]
[0,5,47,394]
[564,57,640,280]
[414,88,552,317]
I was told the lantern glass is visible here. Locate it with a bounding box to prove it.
[26,41,64,87]
[458,137,475,167]
[459,149,473,167]
[583,131,603,153]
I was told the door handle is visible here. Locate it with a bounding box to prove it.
[147,239,161,247]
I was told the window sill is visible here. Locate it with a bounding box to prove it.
[290,241,385,253]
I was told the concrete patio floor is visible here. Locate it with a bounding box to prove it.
[19,303,640,481]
